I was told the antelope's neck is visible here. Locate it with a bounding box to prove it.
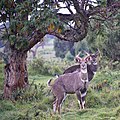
[80,69,88,82]
[81,69,87,74]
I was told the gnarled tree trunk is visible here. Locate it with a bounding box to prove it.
[3,50,28,99]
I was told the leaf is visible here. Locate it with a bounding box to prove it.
[47,23,55,32]
[56,28,62,34]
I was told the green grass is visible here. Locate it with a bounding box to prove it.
[61,107,120,120]
[0,61,120,120]
[29,74,52,85]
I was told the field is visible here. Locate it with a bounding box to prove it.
[0,44,120,120]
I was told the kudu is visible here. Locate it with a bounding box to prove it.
[63,50,99,80]
[47,53,91,114]
[63,50,99,107]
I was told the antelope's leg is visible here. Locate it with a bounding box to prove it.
[53,98,58,113]
[81,89,87,109]
[57,94,65,114]
[61,93,67,106]
[76,90,83,109]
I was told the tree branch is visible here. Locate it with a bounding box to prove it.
[23,30,45,52]
[87,1,120,17]
[57,13,74,22]
[65,1,74,14]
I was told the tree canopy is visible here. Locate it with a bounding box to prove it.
[0,0,120,50]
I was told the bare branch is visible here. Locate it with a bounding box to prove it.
[65,1,74,14]
[72,0,81,13]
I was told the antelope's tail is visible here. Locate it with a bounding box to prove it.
[47,78,53,87]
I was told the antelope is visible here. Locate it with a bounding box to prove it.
[63,50,100,106]
[63,50,99,81]
[47,53,91,114]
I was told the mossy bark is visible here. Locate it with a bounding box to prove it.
[3,50,28,99]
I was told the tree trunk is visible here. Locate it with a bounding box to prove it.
[3,50,29,99]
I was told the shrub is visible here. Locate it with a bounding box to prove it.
[28,58,45,75]
[13,83,46,102]
[106,91,120,108]
[86,89,103,108]
[28,58,64,76]
[65,51,74,61]
[0,100,15,112]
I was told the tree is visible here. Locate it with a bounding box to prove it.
[104,30,120,61]
[0,0,120,99]
[51,0,120,41]
[54,38,74,59]
[86,13,120,61]
[0,0,62,99]
[74,39,89,55]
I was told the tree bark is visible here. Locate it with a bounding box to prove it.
[3,50,28,99]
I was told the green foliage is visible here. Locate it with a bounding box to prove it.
[104,30,120,61]
[28,58,63,75]
[91,69,120,85]
[0,0,63,50]
[28,58,45,74]
[54,39,74,59]
[65,51,74,61]
[74,39,89,55]
[107,90,120,108]
[87,17,120,63]
[86,89,103,108]
[14,83,46,102]
[0,100,15,112]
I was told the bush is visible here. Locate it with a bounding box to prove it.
[91,69,120,87]
[65,51,74,61]
[28,58,45,75]
[28,58,63,76]
[106,91,120,108]
[86,89,103,108]
[0,100,15,112]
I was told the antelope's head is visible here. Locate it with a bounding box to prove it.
[75,52,91,70]
[84,50,100,72]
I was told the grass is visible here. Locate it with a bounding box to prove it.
[29,74,52,85]
[0,64,120,120]
[0,44,120,120]
[62,108,116,120]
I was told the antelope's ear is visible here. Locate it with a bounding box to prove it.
[75,56,82,63]
[86,56,91,65]
[74,57,78,62]
[86,56,91,62]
